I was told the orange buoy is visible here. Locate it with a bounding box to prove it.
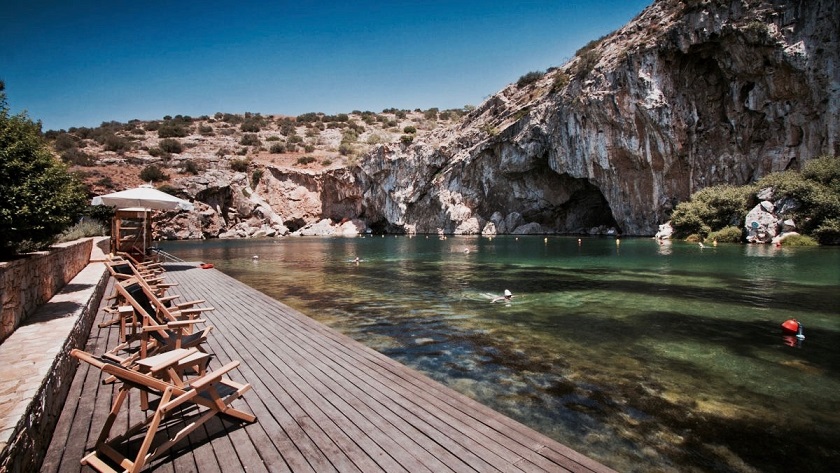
[200,263,214,269]
[781,319,800,334]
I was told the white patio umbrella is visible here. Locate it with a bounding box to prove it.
[91,184,194,211]
[92,185,194,255]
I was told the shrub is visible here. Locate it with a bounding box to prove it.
[157,123,188,138]
[240,120,261,132]
[338,143,354,156]
[706,226,743,243]
[61,148,96,166]
[551,71,570,93]
[265,135,281,141]
[574,50,601,78]
[403,125,417,134]
[516,70,545,88]
[321,158,332,166]
[269,143,286,154]
[181,160,201,175]
[56,218,107,243]
[156,184,180,195]
[198,124,214,136]
[304,144,316,153]
[53,133,77,152]
[756,157,840,236]
[239,134,261,146]
[780,234,818,246]
[103,134,132,153]
[671,185,753,238]
[400,135,414,145]
[424,108,439,121]
[297,112,321,123]
[813,217,840,245]
[158,138,183,154]
[0,83,88,257]
[251,169,264,188]
[296,156,316,165]
[230,158,250,172]
[139,164,168,182]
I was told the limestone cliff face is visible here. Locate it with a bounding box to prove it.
[358,0,839,235]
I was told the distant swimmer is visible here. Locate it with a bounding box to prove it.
[491,289,513,303]
[698,242,706,249]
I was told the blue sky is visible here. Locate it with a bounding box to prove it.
[1,0,651,131]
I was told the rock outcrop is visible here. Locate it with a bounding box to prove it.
[357,0,839,235]
[152,0,837,239]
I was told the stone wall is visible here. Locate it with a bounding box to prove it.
[0,238,93,344]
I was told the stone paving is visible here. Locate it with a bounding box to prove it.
[0,237,109,471]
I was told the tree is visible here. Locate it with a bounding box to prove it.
[0,82,87,257]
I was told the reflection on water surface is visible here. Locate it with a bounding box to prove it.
[162,236,840,472]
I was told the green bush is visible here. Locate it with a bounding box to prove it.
[296,156,316,165]
[269,143,286,154]
[671,185,753,238]
[158,138,183,154]
[53,133,77,152]
[230,158,250,172]
[240,120,261,132]
[56,218,107,243]
[551,71,570,93]
[706,226,743,243]
[157,123,188,138]
[198,124,214,136]
[813,217,840,245]
[181,160,201,175]
[338,143,354,156]
[239,134,261,146]
[103,134,132,153]
[139,164,168,182]
[516,71,545,88]
[755,157,840,238]
[321,158,332,166]
[400,135,414,145]
[0,83,88,257]
[403,125,416,134]
[424,108,439,121]
[780,234,818,247]
[61,148,96,166]
[251,169,264,188]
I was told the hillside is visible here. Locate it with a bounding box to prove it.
[53,0,839,239]
[51,109,464,197]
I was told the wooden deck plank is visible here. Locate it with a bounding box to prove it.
[195,274,537,472]
[42,263,616,473]
[179,272,471,473]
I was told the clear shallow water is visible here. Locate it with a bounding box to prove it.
[161,236,840,472]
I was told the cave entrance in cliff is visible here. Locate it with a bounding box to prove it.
[523,177,619,234]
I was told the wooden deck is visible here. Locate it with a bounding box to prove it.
[41,263,615,473]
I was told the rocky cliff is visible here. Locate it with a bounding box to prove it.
[82,0,838,239]
[357,0,839,235]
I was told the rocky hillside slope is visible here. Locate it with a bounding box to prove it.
[359,0,839,236]
[62,0,838,238]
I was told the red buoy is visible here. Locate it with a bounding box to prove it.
[200,263,214,269]
[781,319,800,334]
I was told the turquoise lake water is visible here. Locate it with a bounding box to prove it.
[161,236,840,472]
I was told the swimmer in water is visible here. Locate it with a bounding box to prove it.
[491,289,513,303]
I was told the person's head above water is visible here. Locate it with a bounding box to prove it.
[504,289,512,299]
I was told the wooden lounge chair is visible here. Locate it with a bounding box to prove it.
[71,348,256,473]
[107,278,213,363]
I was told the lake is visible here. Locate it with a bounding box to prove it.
[160,236,840,472]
